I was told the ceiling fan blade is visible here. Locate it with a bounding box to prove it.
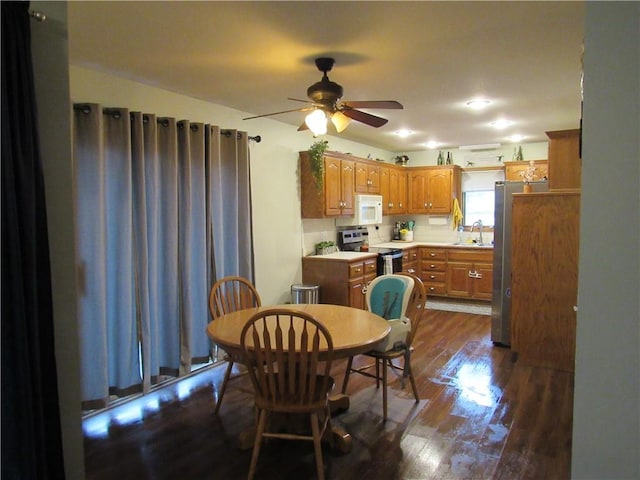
[288,97,314,104]
[340,108,388,128]
[342,100,403,110]
[297,121,309,132]
[243,106,313,120]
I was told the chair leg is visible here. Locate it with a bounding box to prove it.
[310,412,325,480]
[214,360,234,414]
[248,408,267,480]
[382,359,388,421]
[406,359,420,403]
[341,356,354,394]
[375,358,381,389]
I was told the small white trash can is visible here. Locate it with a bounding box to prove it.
[291,284,319,304]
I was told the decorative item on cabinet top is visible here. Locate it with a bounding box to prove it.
[308,140,329,188]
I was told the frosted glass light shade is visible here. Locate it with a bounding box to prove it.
[331,111,351,133]
[305,110,327,136]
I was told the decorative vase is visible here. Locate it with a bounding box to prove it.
[523,183,533,193]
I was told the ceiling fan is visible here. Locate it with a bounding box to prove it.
[243,57,403,135]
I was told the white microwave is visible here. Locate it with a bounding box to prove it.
[335,194,383,226]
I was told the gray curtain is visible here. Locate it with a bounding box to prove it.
[74,104,254,408]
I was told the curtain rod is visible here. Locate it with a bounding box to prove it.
[73,105,261,142]
[221,130,261,143]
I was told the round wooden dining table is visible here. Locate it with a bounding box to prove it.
[206,303,391,452]
[207,303,391,360]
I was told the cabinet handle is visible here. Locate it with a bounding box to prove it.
[399,203,403,208]
[424,203,428,208]
[468,270,483,279]
[429,275,436,279]
[428,287,436,292]
[407,268,416,274]
[429,264,437,269]
[429,253,436,257]
[429,202,433,208]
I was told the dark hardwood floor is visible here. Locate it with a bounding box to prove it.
[83,309,574,479]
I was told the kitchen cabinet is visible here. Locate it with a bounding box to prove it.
[380,166,407,215]
[354,161,380,194]
[300,151,354,218]
[546,129,581,189]
[446,248,493,300]
[408,166,460,215]
[419,247,448,296]
[301,254,377,309]
[401,247,419,276]
[510,190,580,372]
[504,160,549,182]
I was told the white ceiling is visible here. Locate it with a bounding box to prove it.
[67,1,585,152]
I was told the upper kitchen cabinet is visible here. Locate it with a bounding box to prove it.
[380,165,407,215]
[504,160,549,182]
[354,160,380,194]
[407,165,461,215]
[547,129,581,190]
[300,151,354,218]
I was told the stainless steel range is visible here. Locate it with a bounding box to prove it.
[337,228,403,275]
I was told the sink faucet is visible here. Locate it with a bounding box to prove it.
[471,219,484,244]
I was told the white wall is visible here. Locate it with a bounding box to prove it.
[70,66,392,305]
[31,2,84,477]
[572,3,640,478]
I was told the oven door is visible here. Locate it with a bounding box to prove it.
[377,251,403,275]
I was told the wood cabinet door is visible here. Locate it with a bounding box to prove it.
[427,168,453,214]
[446,262,472,297]
[379,166,391,215]
[408,170,428,213]
[323,156,342,215]
[339,159,355,215]
[504,160,549,182]
[396,169,407,214]
[473,263,493,300]
[354,162,380,193]
[511,191,579,372]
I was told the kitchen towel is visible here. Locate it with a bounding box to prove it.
[452,198,463,230]
[384,255,393,275]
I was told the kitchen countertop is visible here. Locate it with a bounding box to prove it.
[373,241,494,250]
[305,251,378,260]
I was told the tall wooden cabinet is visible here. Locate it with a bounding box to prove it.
[547,129,581,189]
[510,190,580,372]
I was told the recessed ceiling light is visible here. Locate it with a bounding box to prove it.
[490,119,514,129]
[424,141,440,149]
[393,129,414,138]
[465,98,492,110]
[508,134,524,142]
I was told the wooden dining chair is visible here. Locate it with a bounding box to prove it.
[342,272,426,421]
[240,308,335,480]
[208,275,262,414]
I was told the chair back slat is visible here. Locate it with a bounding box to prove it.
[209,276,261,319]
[396,272,428,347]
[240,308,334,410]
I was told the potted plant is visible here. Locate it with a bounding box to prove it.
[315,240,337,255]
[308,140,329,189]
[520,160,537,192]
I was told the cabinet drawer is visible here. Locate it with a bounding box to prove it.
[421,260,446,272]
[421,247,446,261]
[447,249,493,263]
[349,262,365,278]
[423,271,446,283]
[364,259,378,275]
[424,283,447,295]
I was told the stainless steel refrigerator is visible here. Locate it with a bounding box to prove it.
[491,180,548,345]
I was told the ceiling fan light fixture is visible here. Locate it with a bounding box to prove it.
[305,109,327,136]
[490,119,514,129]
[331,111,351,133]
[507,134,524,142]
[393,129,414,138]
